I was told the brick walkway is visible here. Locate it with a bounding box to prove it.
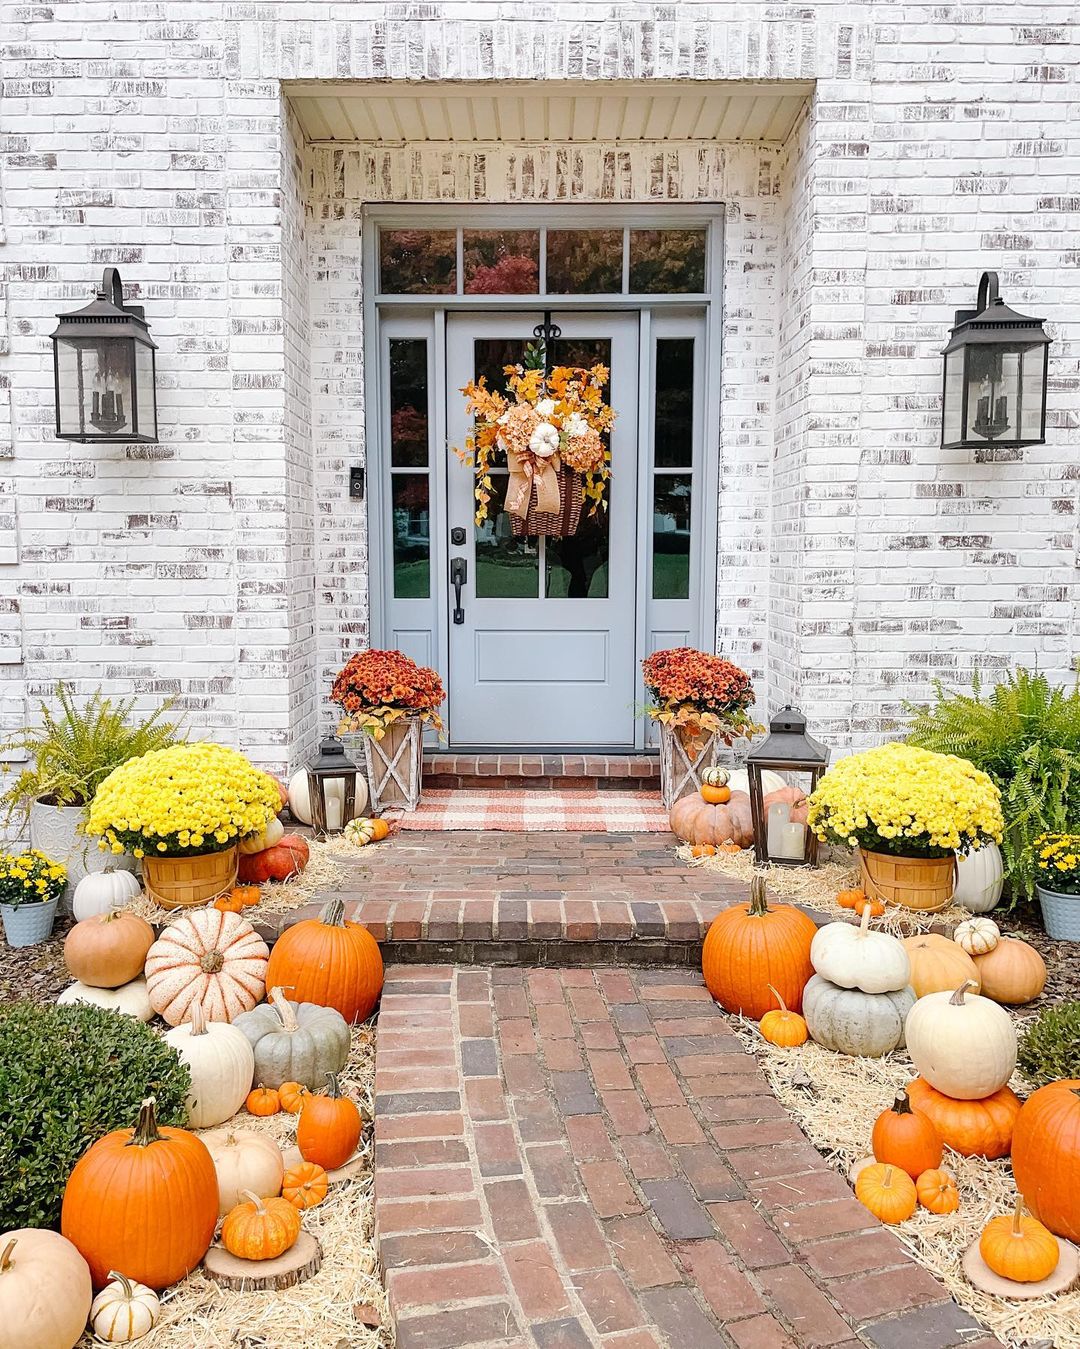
[374,963,1001,1349]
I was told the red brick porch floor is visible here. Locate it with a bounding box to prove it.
[376,964,1001,1349]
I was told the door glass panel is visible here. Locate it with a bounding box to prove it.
[379,229,457,294]
[654,339,694,468]
[391,474,430,597]
[476,491,540,597]
[653,474,692,599]
[546,516,610,598]
[463,231,540,294]
[546,230,623,293]
[629,229,707,293]
[389,339,429,467]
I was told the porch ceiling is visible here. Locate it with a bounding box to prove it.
[285,79,812,145]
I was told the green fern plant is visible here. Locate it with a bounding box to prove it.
[904,668,1080,904]
[0,683,183,827]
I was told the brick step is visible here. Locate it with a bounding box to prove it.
[423,752,660,792]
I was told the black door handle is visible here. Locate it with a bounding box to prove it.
[450,557,467,625]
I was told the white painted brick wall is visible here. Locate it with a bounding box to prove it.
[0,4,1077,773]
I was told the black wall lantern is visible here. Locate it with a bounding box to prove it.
[51,267,158,443]
[746,707,830,868]
[941,271,1049,450]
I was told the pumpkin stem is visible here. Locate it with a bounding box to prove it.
[949,979,979,1006]
[857,902,873,936]
[766,984,789,1015]
[748,875,770,917]
[188,1002,208,1037]
[882,1165,895,1186]
[891,1089,913,1117]
[200,948,225,974]
[325,1071,343,1098]
[0,1239,15,1274]
[1012,1196,1026,1234]
[269,985,300,1032]
[106,1271,135,1300]
[127,1096,164,1147]
[319,896,347,928]
[240,1188,268,1214]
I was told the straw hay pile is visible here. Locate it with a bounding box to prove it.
[680,844,974,933]
[733,1023,1079,1348]
[77,1019,387,1349]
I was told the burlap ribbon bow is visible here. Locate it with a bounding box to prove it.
[505,448,562,521]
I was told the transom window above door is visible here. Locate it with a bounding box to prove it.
[377,226,708,297]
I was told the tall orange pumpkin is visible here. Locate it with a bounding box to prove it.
[905,1077,1020,1160]
[266,896,384,1024]
[61,1097,218,1288]
[701,875,816,1019]
[296,1072,362,1170]
[1012,1079,1080,1241]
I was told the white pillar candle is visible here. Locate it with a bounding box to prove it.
[776,821,807,861]
[766,802,790,857]
[325,785,344,833]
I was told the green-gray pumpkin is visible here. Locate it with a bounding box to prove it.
[232,985,350,1089]
[801,974,916,1058]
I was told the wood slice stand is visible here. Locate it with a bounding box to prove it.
[204,1231,323,1291]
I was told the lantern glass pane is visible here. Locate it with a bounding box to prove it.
[135,340,156,439]
[965,345,1021,445]
[942,348,964,445]
[1020,346,1047,441]
[56,336,134,439]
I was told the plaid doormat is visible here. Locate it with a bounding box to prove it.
[396,789,671,833]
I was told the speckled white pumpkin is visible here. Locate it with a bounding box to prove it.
[145,909,268,1026]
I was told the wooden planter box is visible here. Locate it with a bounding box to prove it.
[354,717,424,813]
[658,721,725,810]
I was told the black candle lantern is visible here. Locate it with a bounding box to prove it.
[941,271,1050,450]
[746,707,829,867]
[305,737,360,837]
[51,267,158,443]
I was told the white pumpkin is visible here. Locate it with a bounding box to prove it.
[954,916,1000,957]
[144,908,269,1026]
[802,975,916,1058]
[904,979,1017,1099]
[0,1229,92,1349]
[164,1004,255,1128]
[238,816,285,856]
[953,841,1004,913]
[199,1128,285,1216]
[89,1271,159,1343]
[727,768,786,800]
[57,977,153,1022]
[287,767,368,828]
[810,905,911,994]
[71,867,142,922]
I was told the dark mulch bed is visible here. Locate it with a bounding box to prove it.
[0,914,74,1004]
[1005,899,1080,1010]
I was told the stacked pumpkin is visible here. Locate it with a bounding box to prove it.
[671,768,807,855]
[236,817,312,885]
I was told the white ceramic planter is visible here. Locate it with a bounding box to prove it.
[29,800,135,908]
[953,841,1004,913]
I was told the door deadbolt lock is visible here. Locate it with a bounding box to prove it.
[450,526,466,546]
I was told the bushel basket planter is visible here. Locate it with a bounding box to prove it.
[857,847,957,913]
[143,846,239,910]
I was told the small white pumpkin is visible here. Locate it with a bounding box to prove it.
[810,904,911,994]
[238,816,285,856]
[71,867,142,922]
[199,1128,285,1216]
[701,766,730,788]
[0,1229,92,1349]
[57,977,153,1022]
[904,979,1017,1100]
[89,1270,160,1343]
[954,916,1000,957]
[953,841,1004,913]
[164,1003,256,1127]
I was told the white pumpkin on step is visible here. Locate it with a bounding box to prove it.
[810,905,911,994]
[238,816,285,856]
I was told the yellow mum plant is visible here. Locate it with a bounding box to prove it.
[87,743,281,859]
[807,743,1003,858]
[0,850,67,908]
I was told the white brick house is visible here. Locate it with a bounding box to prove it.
[2,3,1077,775]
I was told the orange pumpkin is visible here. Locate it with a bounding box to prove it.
[61,1097,218,1288]
[214,893,246,913]
[905,1077,1020,1160]
[971,937,1047,1005]
[916,1168,960,1215]
[855,1163,917,1225]
[837,889,865,910]
[871,1089,943,1179]
[296,1073,362,1170]
[979,1198,1059,1283]
[670,789,754,849]
[701,875,816,1019]
[237,834,310,885]
[367,818,390,842]
[759,985,808,1047]
[1012,1079,1080,1240]
[266,897,384,1024]
[852,895,885,918]
[221,1189,301,1261]
[245,1084,281,1117]
[63,910,155,989]
[718,841,743,855]
[279,1081,309,1114]
[232,885,262,908]
[281,1160,329,1210]
[762,785,809,825]
[689,844,718,858]
[701,783,732,805]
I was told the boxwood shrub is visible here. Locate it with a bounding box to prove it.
[1018,1001,1080,1089]
[0,1000,191,1229]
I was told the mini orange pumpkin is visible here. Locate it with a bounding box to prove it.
[689,844,718,858]
[855,1163,917,1225]
[245,1084,281,1117]
[221,1188,301,1261]
[214,893,246,914]
[852,895,885,918]
[871,1089,943,1179]
[231,885,262,908]
[281,1161,329,1211]
[718,841,743,855]
[759,985,808,1047]
[916,1168,960,1215]
[979,1198,1058,1283]
[279,1081,309,1114]
[837,889,865,910]
[701,783,732,805]
[296,1073,361,1170]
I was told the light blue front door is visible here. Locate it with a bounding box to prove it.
[446,313,640,748]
